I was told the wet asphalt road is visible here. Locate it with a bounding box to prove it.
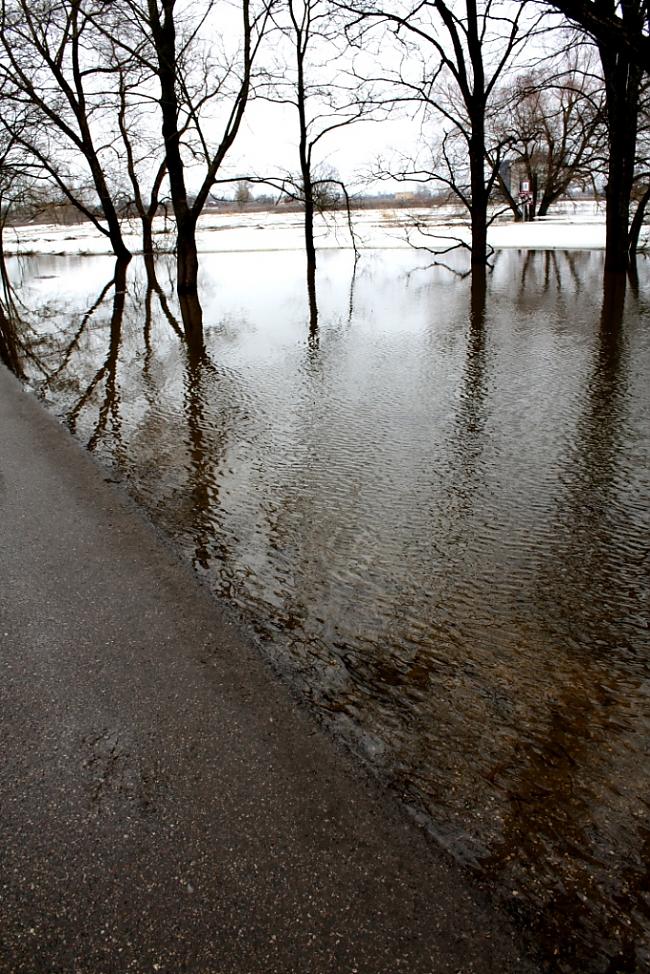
[0,364,541,973]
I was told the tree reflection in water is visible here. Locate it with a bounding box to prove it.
[8,249,650,974]
[0,299,23,377]
[480,269,648,973]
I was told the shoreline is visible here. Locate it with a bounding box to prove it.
[3,202,616,259]
[0,362,541,972]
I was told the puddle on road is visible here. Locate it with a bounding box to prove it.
[8,246,650,972]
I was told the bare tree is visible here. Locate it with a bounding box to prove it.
[497,52,607,218]
[546,1,649,271]
[547,0,650,72]
[264,0,372,326]
[0,0,134,262]
[113,59,168,262]
[597,0,646,271]
[626,76,650,258]
[344,0,546,269]
[101,0,275,342]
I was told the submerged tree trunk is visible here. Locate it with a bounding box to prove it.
[146,0,257,344]
[140,202,161,260]
[604,100,638,273]
[293,0,318,333]
[466,1,489,267]
[470,263,487,309]
[176,215,200,296]
[142,218,154,259]
[600,269,627,335]
[179,292,205,358]
[470,199,488,265]
[176,213,204,351]
[304,189,318,331]
[148,0,203,346]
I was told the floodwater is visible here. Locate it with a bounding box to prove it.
[8,247,650,972]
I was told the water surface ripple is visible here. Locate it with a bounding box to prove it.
[13,247,650,972]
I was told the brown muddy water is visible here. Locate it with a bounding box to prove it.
[8,247,650,972]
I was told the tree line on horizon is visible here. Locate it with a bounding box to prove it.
[0,0,648,349]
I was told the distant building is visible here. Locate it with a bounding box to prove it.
[499,159,531,197]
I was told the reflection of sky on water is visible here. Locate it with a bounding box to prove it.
[11,248,650,974]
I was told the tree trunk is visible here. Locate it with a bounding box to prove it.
[150,0,200,303]
[465,0,489,266]
[180,292,205,360]
[628,183,650,259]
[469,115,488,264]
[170,203,199,306]
[470,197,488,264]
[176,215,199,295]
[95,180,130,263]
[530,171,538,220]
[177,217,204,351]
[111,259,128,332]
[537,180,571,219]
[142,216,154,258]
[496,169,522,221]
[304,187,318,331]
[77,126,131,263]
[84,168,130,262]
[604,137,635,273]
[599,15,642,273]
[600,269,626,334]
[294,8,318,332]
[176,214,203,349]
[470,265,487,327]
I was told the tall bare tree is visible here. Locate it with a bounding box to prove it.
[0,0,134,262]
[344,0,546,269]
[599,1,646,270]
[498,52,606,218]
[112,53,168,262]
[101,0,275,341]
[548,0,650,72]
[546,1,649,271]
[265,0,371,325]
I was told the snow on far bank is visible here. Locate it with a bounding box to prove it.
[5,199,614,258]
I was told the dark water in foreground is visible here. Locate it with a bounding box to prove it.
[8,247,650,972]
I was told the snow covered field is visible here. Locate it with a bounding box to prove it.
[5,199,613,257]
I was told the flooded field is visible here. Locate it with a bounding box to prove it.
[8,247,650,972]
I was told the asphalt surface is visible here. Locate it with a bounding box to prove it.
[0,363,541,974]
